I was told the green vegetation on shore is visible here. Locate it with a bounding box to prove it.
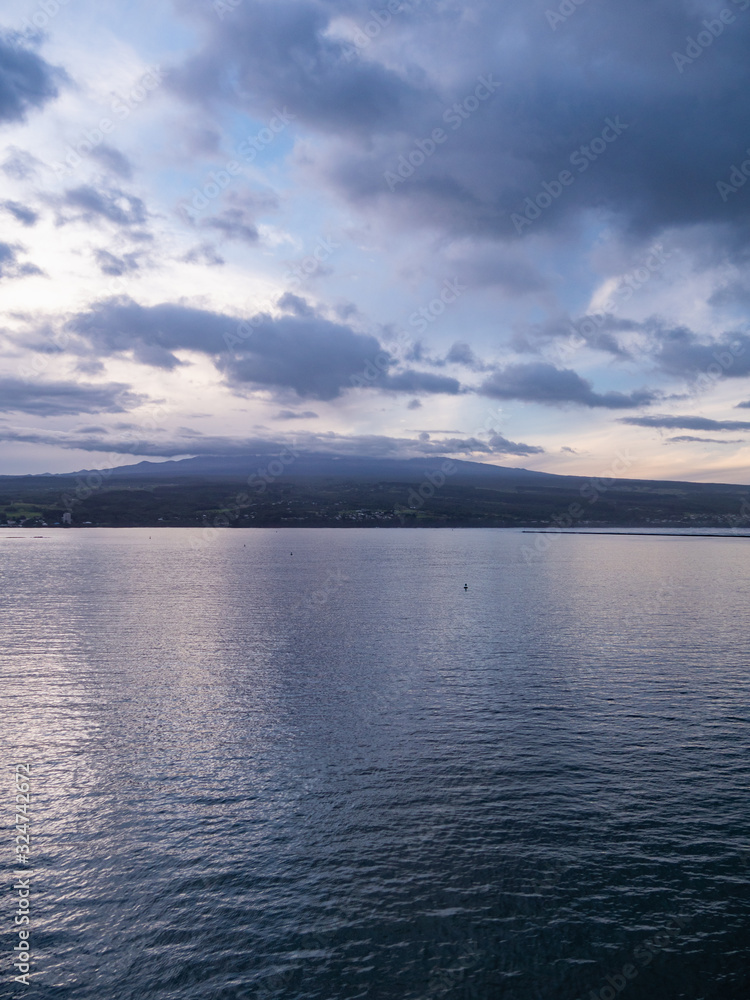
[1,470,749,530]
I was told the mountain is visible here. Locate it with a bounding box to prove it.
[0,452,748,529]
[66,453,563,484]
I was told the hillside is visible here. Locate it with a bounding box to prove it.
[0,454,749,529]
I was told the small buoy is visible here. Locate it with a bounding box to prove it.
[464,583,468,590]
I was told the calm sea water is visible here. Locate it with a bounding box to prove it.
[2,528,749,1000]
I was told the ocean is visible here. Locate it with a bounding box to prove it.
[3,527,749,999]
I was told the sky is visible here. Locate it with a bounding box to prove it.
[2,0,750,481]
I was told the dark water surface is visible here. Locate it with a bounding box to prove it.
[2,528,749,999]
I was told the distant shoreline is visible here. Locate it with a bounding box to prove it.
[524,530,750,538]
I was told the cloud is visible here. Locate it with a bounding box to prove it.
[379,370,462,395]
[63,296,390,396]
[645,323,750,380]
[0,378,144,416]
[443,240,547,295]
[487,432,544,456]
[0,425,542,461]
[275,409,319,420]
[621,415,750,431]
[60,295,460,400]
[221,313,389,399]
[57,185,148,227]
[478,362,657,409]
[1,147,41,179]
[1,200,39,226]
[667,436,745,445]
[0,242,42,279]
[170,0,426,134]
[94,249,142,276]
[187,191,277,244]
[277,292,315,317]
[511,313,636,359]
[181,243,224,266]
[89,145,134,180]
[65,297,230,369]
[168,0,750,251]
[0,33,62,125]
[426,341,492,372]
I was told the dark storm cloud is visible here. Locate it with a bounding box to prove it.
[66,297,385,395]
[170,0,426,134]
[478,362,657,409]
[622,415,750,431]
[57,185,148,227]
[0,33,61,125]
[170,0,750,250]
[89,145,134,180]
[220,313,390,399]
[61,295,462,400]
[0,378,143,416]
[1,200,39,226]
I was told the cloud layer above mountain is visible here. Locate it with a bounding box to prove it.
[2,1,750,479]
